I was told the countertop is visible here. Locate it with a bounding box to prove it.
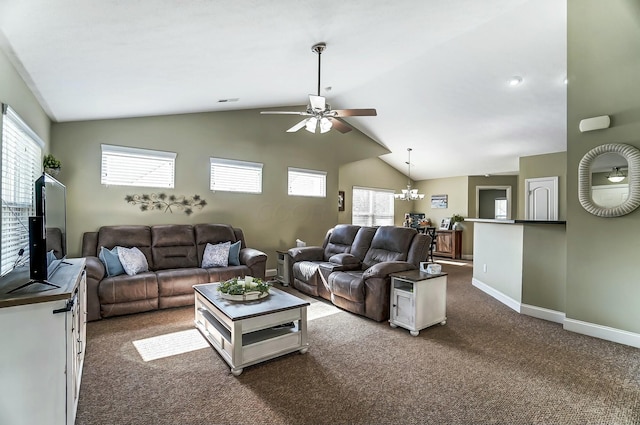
[465,218,566,225]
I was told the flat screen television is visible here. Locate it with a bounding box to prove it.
[29,172,67,283]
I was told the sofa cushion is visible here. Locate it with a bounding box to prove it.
[117,247,150,276]
[194,224,237,263]
[207,265,252,284]
[99,271,159,318]
[328,271,366,303]
[151,224,198,270]
[156,268,210,309]
[98,225,154,269]
[202,242,231,268]
[323,224,360,260]
[98,246,125,277]
[98,271,158,308]
[362,226,415,269]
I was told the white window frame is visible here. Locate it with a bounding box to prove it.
[101,144,176,188]
[351,186,395,226]
[209,157,263,194]
[1,104,44,276]
[288,167,327,197]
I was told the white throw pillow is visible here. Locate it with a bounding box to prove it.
[117,246,149,276]
[202,242,231,268]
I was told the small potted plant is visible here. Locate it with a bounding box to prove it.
[43,154,61,175]
[451,214,465,230]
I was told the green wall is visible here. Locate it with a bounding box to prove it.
[0,47,50,148]
[51,109,388,269]
[518,152,567,220]
[338,157,410,226]
[567,0,640,333]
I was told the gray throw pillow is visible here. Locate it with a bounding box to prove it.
[202,242,231,268]
[117,246,149,276]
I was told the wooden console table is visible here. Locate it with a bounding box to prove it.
[433,229,462,259]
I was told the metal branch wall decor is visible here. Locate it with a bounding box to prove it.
[125,193,207,215]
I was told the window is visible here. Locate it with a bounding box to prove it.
[288,167,326,197]
[1,105,43,275]
[495,198,508,219]
[210,158,263,193]
[101,144,176,188]
[352,186,394,226]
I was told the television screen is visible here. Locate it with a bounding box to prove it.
[30,173,67,281]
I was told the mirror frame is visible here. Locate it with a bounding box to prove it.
[578,143,640,217]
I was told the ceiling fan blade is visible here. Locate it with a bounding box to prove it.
[260,111,310,115]
[286,119,309,133]
[309,95,326,111]
[333,108,377,117]
[328,117,352,134]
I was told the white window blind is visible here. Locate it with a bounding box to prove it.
[288,167,326,197]
[101,144,176,188]
[1,105,43,275]
[352,186,394,226]
[210,157,263,193]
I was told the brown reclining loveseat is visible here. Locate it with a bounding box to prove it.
[288,225,430,321]
[82,223,267,321]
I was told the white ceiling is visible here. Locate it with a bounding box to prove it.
[0,0,566,180]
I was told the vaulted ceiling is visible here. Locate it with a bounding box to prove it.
[0,0,566,180]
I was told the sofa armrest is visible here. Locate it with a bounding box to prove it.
[288,246,324,262]
[362,261,417,280]
[84,256,105,321]
[329,253,360,267]
[239,247,267,268]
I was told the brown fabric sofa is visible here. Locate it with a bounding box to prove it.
[81,223,267,321]
[288,225,430,322]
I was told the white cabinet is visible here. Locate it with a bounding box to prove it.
[276,250,290,286]
[0,258,86,425]
[390,270,447,336]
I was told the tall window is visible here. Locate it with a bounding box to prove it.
[352,186,394,226]
[210,157,263,193]
[288,167,326,197]
[1,105,43,275]
[101,144,176,188]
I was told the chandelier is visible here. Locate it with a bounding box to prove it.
[394,148,425,201]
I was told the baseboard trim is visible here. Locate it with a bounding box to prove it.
[564,318,640,348]
[521,304,565,324]
[471,278,521,313]
[265,268,277,278]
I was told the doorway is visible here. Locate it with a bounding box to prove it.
[476,186,512,219]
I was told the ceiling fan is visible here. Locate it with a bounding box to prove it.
[260,42,377,134]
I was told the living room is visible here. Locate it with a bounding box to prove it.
[1,1,639,424]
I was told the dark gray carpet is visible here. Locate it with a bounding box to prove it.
[75,261,640,425]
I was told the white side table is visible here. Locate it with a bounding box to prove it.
[389,269,447,336]
[275,250,290,286]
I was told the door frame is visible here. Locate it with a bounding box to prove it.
[476,186,512,219]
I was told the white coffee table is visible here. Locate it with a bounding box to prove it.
[194,283,309,375]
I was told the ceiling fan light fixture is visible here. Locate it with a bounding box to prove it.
[320,117,332,133]
[305,117,318,133]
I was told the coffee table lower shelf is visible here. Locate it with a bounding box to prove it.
[194,287,309,376]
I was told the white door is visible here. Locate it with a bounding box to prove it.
[525,177,558,220]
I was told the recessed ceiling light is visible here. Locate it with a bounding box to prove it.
[509,76,523,86]
[218,98,239,103]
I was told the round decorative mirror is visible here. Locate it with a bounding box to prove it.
[578,143,640,217]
